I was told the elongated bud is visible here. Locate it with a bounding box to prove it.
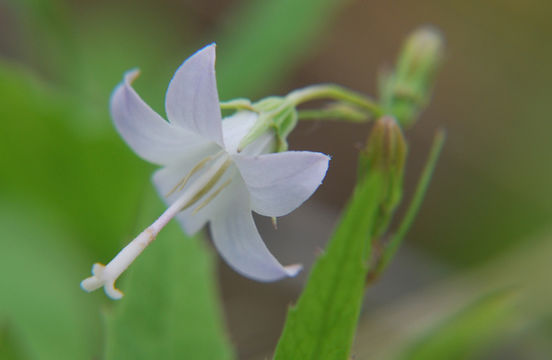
[360,116,406,179]
[359,116,407,237]
[380,26,444,127]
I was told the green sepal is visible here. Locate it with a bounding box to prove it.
[236,97,298,153]
[273,106,298,152]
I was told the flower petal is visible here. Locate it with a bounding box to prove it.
[110,69,208,165]
[165,43,224,146]
[210,181,302,281]
[233,151,330,217]
[221,111,258,154]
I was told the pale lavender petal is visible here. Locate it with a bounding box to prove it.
[165,44,224,146]
[233,151,330,217]
[110,69,208,165]
[209,181,302,281]
[221,111,258,154]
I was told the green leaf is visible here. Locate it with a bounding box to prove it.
[0,200,101,360]
[274,173,383,360]
[394,290,518,360]
[0,323,30,360]
[5,0,77,87]
[104,191,233,360]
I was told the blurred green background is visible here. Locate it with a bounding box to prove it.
[1,0,551,359]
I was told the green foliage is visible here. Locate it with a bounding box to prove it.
[274,173,383,360]
[0,61,149,258]
[395,290,518,360]
[0,201,101,360]
[104,192,233,360]
[5,0,77,87]
[0,322,30,360]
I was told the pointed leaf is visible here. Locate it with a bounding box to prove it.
[274,173,384,360]
[0,201,101,360]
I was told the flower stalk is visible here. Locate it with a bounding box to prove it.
[286,84,383,116]
[237,84,383,152]
[367,129,445,283]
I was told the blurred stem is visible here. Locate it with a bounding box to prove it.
[237,85,381,151]
[220,98,255,111]
[7,0,78,90]
[287,84,384,118]
[369,129,446,282]
[298,105,369,123]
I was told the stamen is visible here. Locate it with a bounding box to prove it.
[165,155,213,197]
[179,157,232,212]
[192,178,232,214]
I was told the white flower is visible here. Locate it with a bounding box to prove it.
[81,44,329,299]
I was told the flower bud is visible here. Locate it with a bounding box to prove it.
[360,116,406,178]
[398,26,443,81]
[380,26,444,127]
[359,116,407,237]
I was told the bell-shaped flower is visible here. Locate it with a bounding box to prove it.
[81,44,329,299]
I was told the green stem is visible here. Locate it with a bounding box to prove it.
[219,98,255,111]
[237,84,383,151]
[370,129,446,280]
[298,106,369,123]
[286,84,384,118]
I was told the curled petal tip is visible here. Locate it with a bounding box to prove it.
[124,68,141,84]
[284,264,303,277]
